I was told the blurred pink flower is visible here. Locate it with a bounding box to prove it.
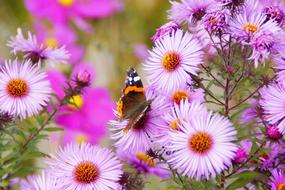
[35,24,84,64]
[25,0,123,30]
[48,64,114,144]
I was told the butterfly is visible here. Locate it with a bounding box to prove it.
[116,67,152,131]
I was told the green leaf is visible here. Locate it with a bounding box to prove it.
[226,171,266,190]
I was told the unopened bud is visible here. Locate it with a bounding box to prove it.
[75,70,91,88]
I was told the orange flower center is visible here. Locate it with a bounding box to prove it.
[170,119,181,130]
[172,90,189,104]
[136,153,156,167]
[243,23,258,33]
[7,79,29,98]
[278,183,285,190]
[74,161,99,184]
[189,132,213,154]
[162,52,181,72]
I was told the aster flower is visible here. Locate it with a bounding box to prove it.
[202,10,228,35]
[18,171,57,190]
[233,140,252,164]
[229,10,280,42]
[248,30,278,67]
[110,87,169,153]
[240,99,262,124]
[151,21,180,42]
[260,83,285,133]
[167,106,237,180]
[262,0,285,26]
[165,83,204,105]
[269,170,285,190]
[144,29,204,93]
[168,0,216,25]
[274,56,285,83]
[266,125,283,141]
[0,60,51,119]
[258,142,285,171]
[159,101,207,149]
[46,143,123,190]
[118,149,171,179]
[7,28,69,65]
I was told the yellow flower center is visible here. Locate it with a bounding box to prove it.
[172,90,189,104]
[57,0,74,7]
[189,132,213,154]
[170,119,181,130]
[45,37,58,48]
[243,23,259,33]
[68,95,84,110]
[73,161,99,184]
[162,52,181,72]
[7,79,29,98]
[136,153,156,167]
[75,134,88,144]
[278,183,285,190]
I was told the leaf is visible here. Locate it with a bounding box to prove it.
[226,171,266,190]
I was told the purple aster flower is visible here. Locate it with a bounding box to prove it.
[269,170,285,190]
[262,0,285,26]
[229,10,280,42]
[7,28,69,65]
[46,143,123,190]
[260,83,285,133]
[274,56,285,83]
[0,60,51,119]
[165,83,204,105]
[240,99,262,124]
[202,10,228,35]
[144,29,204,93]
[233,140,252,164]
[110,87,170,153]
[18,171,57,190]
[168,0,216,25]
[248,30,278,67]
[151,22,180,42]
[158,101,207,149]
[167,105,237,180]
[266,125,283,141]
[118,149,171,179]
[259,143,285,171]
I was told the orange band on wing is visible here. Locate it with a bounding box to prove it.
[116,98,123,118]
[124,86,144,94]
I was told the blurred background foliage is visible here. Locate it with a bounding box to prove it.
[0,0,169,98]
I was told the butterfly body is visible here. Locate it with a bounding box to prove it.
[117,68,151,130]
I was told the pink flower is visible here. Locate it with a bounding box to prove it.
[48,64,114,145]
[34,24,84,64]
[25,0,123,30]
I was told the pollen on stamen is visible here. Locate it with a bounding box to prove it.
[73,161,99,184]
[243,23,259,33]
[6,79,29,98]
[136,153,156,167]
[162,52,181,72]
[278,183,285,190]
[172,90,190,104]
[188,131,213,154]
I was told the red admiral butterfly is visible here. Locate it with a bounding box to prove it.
[116,68,152,131]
